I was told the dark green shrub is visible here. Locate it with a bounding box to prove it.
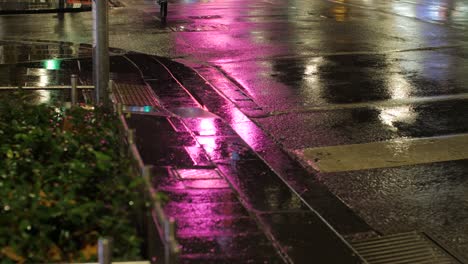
[0,91,143,263]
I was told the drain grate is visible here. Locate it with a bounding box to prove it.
[351,232,465,264]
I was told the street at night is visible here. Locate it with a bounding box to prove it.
[0,0,467,263]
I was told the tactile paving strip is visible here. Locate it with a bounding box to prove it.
[113,83,160,106]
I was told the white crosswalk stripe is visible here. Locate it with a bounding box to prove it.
[299,133,468,172]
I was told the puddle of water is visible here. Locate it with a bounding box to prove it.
[171,107,219,118]
[0,41,92,64]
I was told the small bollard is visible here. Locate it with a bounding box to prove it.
[98,238,112,264]
[71,74,78,106]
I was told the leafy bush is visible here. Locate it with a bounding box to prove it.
[0,91,143,263]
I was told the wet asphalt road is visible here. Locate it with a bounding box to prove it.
[0,0,467,259]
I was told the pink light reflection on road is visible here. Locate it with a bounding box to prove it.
[168,5,280,252]
[227,107,262,151]
[172,0,289,99]
[171,0,291,152]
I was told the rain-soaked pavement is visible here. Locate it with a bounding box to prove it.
[0,41,366,263]
[1,0,468,262]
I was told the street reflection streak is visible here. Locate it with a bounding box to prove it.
[173,0,266,148]
[379,71,416,130]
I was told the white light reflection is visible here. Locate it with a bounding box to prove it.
[301,57,324,104]
[197,118,217,155]
[304,57,323,75]
[199,118,217,136]
[39,75,49,87]
[36,90,51,104]
[229,107,258,149]
[27,68,50,87]
[378,73,416,130]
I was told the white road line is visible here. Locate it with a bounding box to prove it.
[209,45,465,64]
[299,133,468,173]
[269,93,468,116]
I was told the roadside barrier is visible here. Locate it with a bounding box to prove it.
[110,80,181,264]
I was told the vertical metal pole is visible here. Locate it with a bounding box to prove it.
[92,0,109,105]
[71,74,77,106]
[58,0,65,19]
[98,238,112,264]
[164,219,170,264]
[116,103,123,115]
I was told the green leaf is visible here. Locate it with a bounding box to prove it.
[94,151,112,171]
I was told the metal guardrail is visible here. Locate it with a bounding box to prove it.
[110,81,181,264]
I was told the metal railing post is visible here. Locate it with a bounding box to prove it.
[116,103,123,115]
[108,79,115,103]
[98,238,112,264]
[168,217,176,244]
[164,219,170,264]
[71,74,78,106]
[168,217,179,264]
[59,0,65,10]
[127,129,135,145]
[92,0,109,105]
[58,0,65,19]
[163,217,179,264]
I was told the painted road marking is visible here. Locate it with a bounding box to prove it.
[269,93,468,116]
[212,45,464,64]
[300,133,468,172]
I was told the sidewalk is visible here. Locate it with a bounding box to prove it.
[0,39,365,263]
